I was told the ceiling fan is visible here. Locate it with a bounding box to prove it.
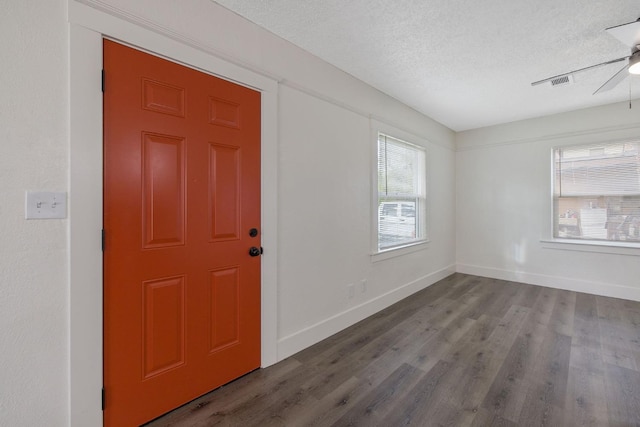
[531,18,640,94]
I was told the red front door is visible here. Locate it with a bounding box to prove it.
[103,40,261,426]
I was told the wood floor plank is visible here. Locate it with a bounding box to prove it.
[410,315,477,372]
[570,293,606,374]
[470,407,519,427]
[481,335,531,422]
[481,280,525,319]
[506,280,541,309]
[291,376,363,426]
[603,362,640,426]
[146,274,640,427]
[597,295,640,371]
[329,362,421,426]
[563,366,609,427]
[457,278,510,320]
[427,305,530,426]
[516,332,572,426]
[549,289,576,337]
[445,273,485,301]
[378,359,453,426]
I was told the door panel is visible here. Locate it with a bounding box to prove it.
[209,143,241,240]
[103,40,261,426]
[208,267,240,351]
[142,275,186,378]
[142,133,186,247]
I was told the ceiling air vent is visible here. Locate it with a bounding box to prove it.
[550,74,574,86]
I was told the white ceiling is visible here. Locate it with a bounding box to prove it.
[212,1,640,131]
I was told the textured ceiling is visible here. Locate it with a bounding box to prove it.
[212,0,640,131]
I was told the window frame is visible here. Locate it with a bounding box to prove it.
[371,122,429,258]
[551,139,640,247]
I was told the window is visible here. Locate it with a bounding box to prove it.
[553,141,640,244]
[377,133,426,251]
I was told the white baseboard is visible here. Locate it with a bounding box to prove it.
[456,263,640,302]
[276,264,456,361]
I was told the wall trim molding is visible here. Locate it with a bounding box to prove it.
[276,264,456,360]
[456,121,640,152]
[456,263,640,302]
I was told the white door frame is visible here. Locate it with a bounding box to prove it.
[69,2,279,425]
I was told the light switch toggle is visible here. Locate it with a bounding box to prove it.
[25,191,67,219]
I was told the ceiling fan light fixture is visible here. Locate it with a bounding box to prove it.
[629,52,640,74]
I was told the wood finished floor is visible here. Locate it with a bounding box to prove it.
[146,273,640,427]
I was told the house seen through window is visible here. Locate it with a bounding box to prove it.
[377,133,426,251]
[553,141,640,244]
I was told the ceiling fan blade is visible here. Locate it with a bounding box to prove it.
[593,64,629,94]
[606,19,640,47]
[531,57,628,87]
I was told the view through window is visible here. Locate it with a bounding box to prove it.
[554,141,640,244]
[377,133,426,251]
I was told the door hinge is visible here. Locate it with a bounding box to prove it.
[102,229,106,252]
[101,69,105,93]
[102,387,106,411]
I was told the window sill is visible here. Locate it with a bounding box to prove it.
[371,240,429,262]
[540,238,640,256]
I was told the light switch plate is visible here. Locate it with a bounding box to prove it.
[25,191,67,219]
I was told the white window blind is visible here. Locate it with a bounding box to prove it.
[377,133,426,251]
[553,141,640,243]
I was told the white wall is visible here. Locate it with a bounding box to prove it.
[456,101,640,301]
[277,86,456,356]
[0,1,69,426]
[2,0,456,425]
